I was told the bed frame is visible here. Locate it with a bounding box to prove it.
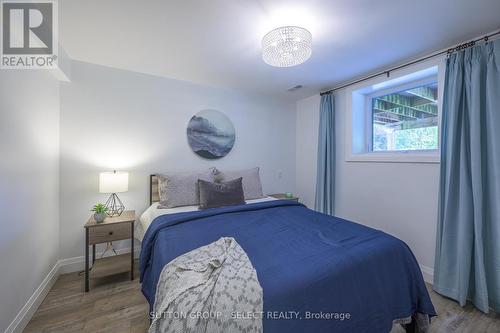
[150,174,159,205]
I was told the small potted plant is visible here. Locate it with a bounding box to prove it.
[91,203,108,223]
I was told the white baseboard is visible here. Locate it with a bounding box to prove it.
[59,246,141,274]
[420,264,434,284]
[58,256,85,275]
[4,247,140,333]
[4,261,60,333]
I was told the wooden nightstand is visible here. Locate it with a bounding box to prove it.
[269,193,299,202]
[84,210,135,292]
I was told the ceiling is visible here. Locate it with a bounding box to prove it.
[60,0,500,101]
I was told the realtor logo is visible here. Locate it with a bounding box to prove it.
[1,0,58,69]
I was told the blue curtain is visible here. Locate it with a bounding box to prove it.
[314,93,335,215]
[434,39,500,313]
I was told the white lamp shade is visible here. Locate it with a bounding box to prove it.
[99,171,129,193]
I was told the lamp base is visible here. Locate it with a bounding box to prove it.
[104,193,125,217]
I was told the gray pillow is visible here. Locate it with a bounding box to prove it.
[213,167,264,200]
[198,178,245,210]
[158,170,214,208]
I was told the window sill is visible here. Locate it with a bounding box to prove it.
[346,152,440,164]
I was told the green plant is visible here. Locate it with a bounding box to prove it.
[91,203,108,214]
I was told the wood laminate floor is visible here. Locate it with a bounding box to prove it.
[24,262,499,332]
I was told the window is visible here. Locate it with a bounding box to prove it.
[371,81,438,152]
[346,60,444,163]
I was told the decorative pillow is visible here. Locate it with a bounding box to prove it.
[158,170,214,208]
[198,178,245,210]
[212,167,264,200]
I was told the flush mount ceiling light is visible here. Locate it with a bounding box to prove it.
[262,26,312,67]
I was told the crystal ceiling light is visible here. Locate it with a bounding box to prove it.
[262,26,312,67]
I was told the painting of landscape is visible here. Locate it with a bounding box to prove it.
[187,109,236,159]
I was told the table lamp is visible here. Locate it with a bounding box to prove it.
[99,170,128,216]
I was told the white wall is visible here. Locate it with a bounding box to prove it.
[295,91,439,278]
[59,61,296,260]
[0,71,60,332]
[295,96,320,209]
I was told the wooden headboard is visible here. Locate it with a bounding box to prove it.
[150,174,159,205]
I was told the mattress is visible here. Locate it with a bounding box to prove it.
[136,196,277,241]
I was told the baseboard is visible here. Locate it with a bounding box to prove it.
[4,246,141,333]
[4,261,60,333]
[59,246,141,274]
[420,264,434,284]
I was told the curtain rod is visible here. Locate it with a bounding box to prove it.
[320,29,500,96]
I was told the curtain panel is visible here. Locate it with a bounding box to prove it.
[434,39,500,313]
[314,93,335,215]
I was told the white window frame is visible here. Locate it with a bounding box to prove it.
[345,57,445,163]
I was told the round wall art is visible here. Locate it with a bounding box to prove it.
[187,109,236,159]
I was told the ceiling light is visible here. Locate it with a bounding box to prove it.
[262,26,312,67]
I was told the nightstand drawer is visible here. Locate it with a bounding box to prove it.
[88,222,131,245]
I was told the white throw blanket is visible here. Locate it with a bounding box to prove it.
[149,237,263,333]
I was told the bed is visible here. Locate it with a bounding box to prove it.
[140,175,435,332]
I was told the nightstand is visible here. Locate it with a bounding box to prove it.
[84,210,135,292]
[269,193,299,202]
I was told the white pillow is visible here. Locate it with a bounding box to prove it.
[213,167,264,200]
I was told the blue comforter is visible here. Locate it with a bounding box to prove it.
[140,200,435,332]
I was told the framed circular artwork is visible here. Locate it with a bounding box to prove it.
[187,109,236,159]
